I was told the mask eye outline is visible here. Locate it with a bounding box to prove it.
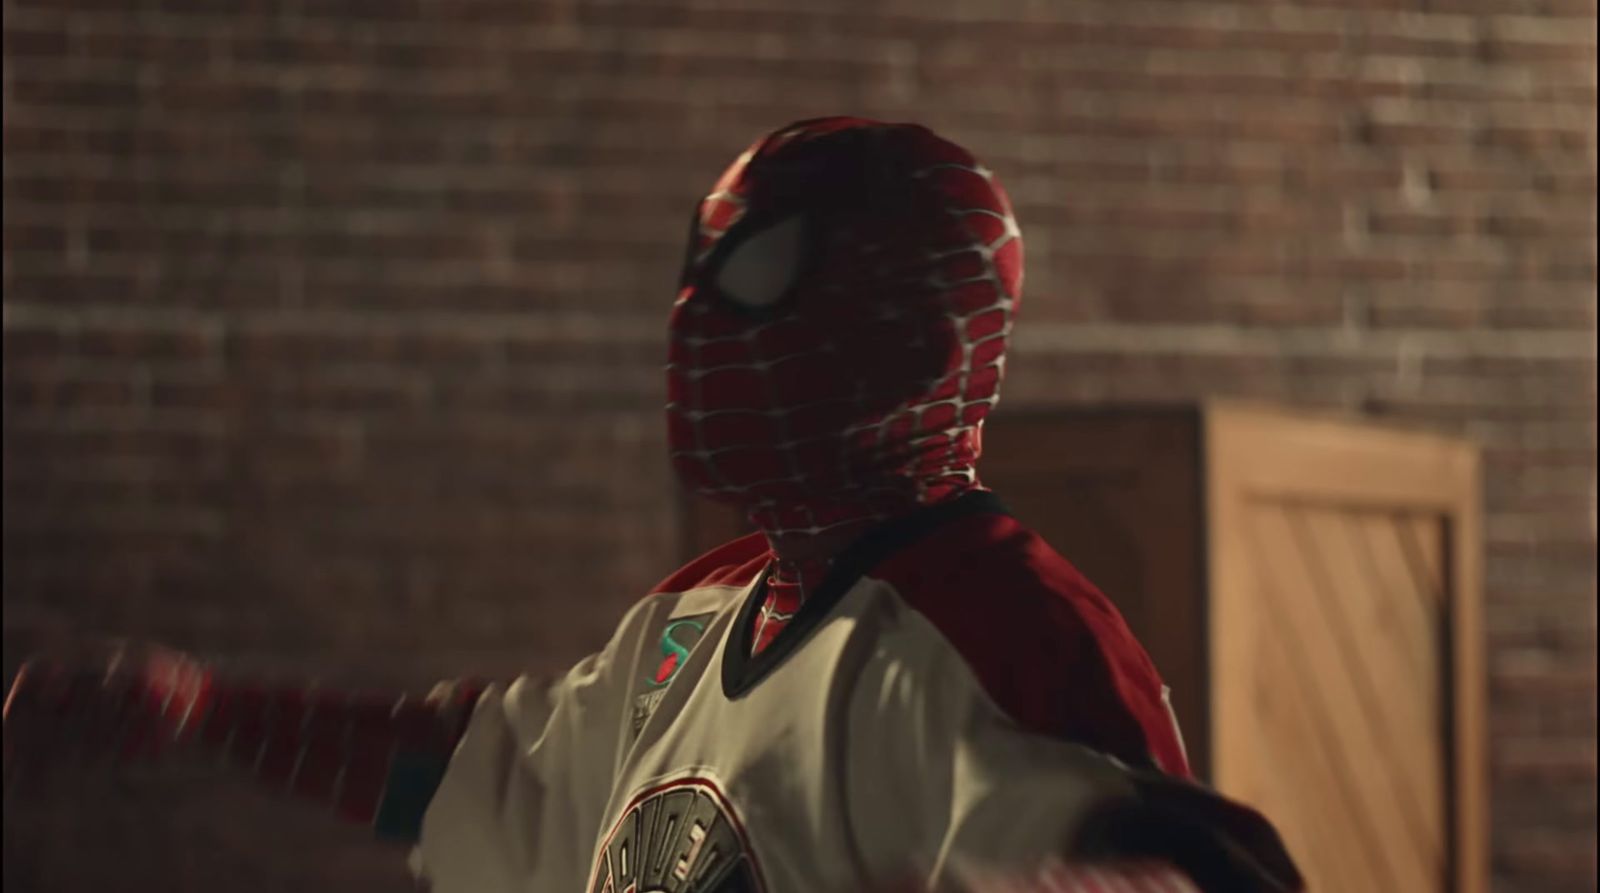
[689,207,819,320]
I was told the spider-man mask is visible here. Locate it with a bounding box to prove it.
[667,117,1023,539]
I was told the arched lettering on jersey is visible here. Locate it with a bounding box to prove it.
[589,777,766,893]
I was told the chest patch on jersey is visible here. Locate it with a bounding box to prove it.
[590,777,764,893]
[633,615,714,737]
[650,617,711,687]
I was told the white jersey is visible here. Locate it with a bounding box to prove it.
[413,493,1193,892]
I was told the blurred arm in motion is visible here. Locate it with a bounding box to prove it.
[3,643,488,844]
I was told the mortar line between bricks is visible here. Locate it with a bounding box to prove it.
[4,305,1595,357]
[0,304,666,344]
[1015,322,1599,358]
[15,58,1594,105]
[5,3,1546,43]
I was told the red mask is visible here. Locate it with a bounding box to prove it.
[667,117,1023,542]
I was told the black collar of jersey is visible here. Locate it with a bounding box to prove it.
[721,489,1012,698]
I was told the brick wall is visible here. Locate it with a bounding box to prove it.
[2,2,1594,891]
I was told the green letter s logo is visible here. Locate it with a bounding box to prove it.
[649,619,706,687]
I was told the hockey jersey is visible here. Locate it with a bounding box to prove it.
[413,492,1194,892]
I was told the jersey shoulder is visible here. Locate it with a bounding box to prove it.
[649,530,770,596]
[869,509,1190,777]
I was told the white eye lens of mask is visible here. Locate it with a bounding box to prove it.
[715,215,805,310]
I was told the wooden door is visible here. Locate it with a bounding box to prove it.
[1206,403,1484,893]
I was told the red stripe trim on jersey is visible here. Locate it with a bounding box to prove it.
[649,531,770,595]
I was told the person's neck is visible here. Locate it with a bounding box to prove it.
[747,479,980,594]
[764,517,881,574]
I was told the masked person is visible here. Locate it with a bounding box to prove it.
[3,117,1301,893]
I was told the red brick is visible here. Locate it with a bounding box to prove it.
[1481,30,1600,67]
[2,24,70,58]
[1482,120,1598,157]
[1426,0,1594,12]
[2,221,72,254]
[1363,284,1600,331]
[1495,829,1600,882]
[75,324,222,362]
[1365,203,1483,238]
[1486,209,1598,240]
[1,369,145,411]
[8,71,142,109]
[1345,16,1482,59]
[1,323,73,359]
[1352,104,1483,148]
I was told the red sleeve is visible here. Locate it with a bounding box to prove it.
[2,655,487,843]
[191,677,489,839]
[871,513,1192,779]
